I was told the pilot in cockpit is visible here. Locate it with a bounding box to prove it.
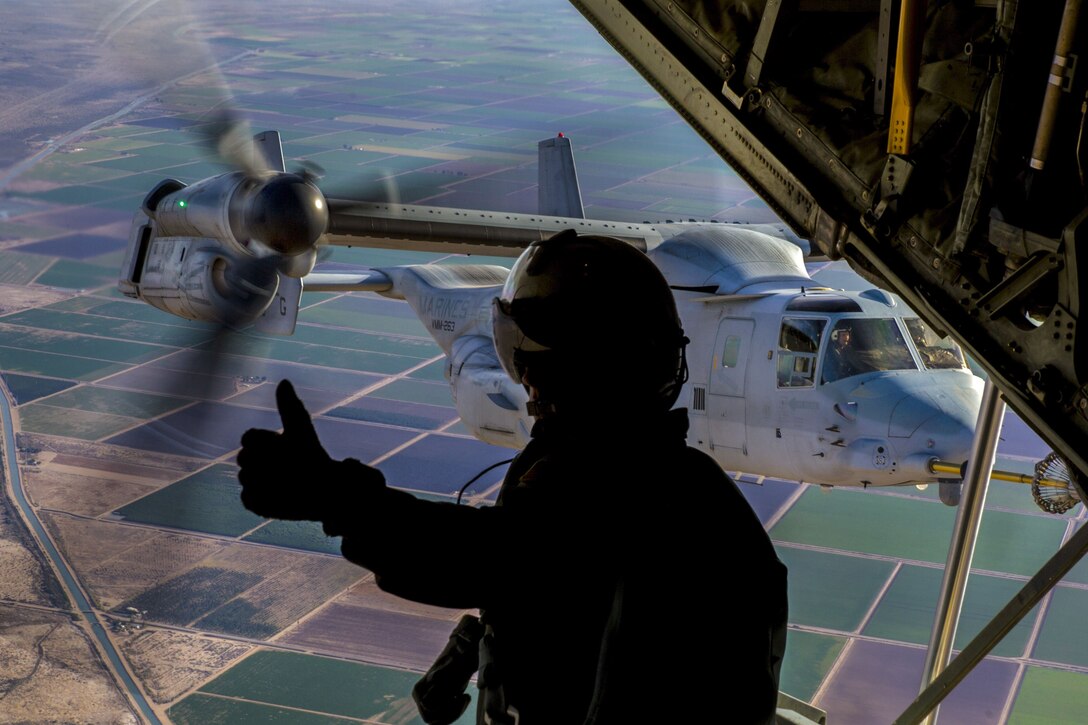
[824,325,861,383]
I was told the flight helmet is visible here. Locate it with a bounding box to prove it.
[492,229,688,416]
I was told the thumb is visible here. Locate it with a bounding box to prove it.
[276,379,319,443]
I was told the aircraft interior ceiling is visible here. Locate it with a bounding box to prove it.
[571,0,1088,495]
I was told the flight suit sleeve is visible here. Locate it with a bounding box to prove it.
[326,460,520,610]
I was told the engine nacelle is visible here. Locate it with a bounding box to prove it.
[448,335,531,448]
[120,227,278,325]
[143,170,328,270]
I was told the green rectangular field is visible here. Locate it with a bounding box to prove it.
[18,403,138,440]
[779,630,846,703]
[243,520,343,556]
[0,250,54,285]
[1030,586,1088,667]
[213,337,423,375]
[861,565,1035,658]
[87,193,144,213]
[34,259,116,289]
[1,308,211,347]
[0,325,165,364]
[43,296,104,313]
[770,488,956,563]
[21,160,130,186]
[168,694,359,725]
[1009,666,1088,724]
[970,509,1068,576]
[775,546,895,632]
[197,649,469,723]
[17,185,129,206]
[302,304,430,337]
[89,171,177,195]
[408,359,448,382]
[114,464,265,537]
[83,299,212,327]
[0,346,129,381]
[90,145,213,171]
[268,325,438,358]
[92,137,163,152]
[1,373,75,405]
[369,378,455,407]
[39,385,186,419]
[0,221,62,241]
[770,488,1066,576]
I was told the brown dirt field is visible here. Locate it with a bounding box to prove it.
[24,466,157,517]
[217,555,365,635]
[0,283,71,314]
[0,604,137,724]
[51,452,180,482]
[281,602,458,672]
[42,511,157,572]
[200,543,307,574]
[19,432,205,473]
[84,533,226,610]
[0,536,51,605]
[336,575,470,622]
[119,628,252,705]
[0,500,54,607]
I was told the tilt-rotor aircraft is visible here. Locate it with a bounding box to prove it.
[118,130,987,506]
[113,2,1088,720]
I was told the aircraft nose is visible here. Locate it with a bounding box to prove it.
[890,375,982,463]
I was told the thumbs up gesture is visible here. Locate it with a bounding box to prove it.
[237,380,383,524]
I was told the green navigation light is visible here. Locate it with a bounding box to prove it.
[178,200,187,208]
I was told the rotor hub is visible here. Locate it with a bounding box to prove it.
[245,174,328,256]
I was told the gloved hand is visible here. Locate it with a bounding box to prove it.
[237,379,384,531]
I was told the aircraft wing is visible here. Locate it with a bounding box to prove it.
[322,199,665,256]
[569,1,1088,482]
[303,270,394,293]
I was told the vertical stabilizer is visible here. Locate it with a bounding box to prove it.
[538,134,585,218]
[254,130,286,173]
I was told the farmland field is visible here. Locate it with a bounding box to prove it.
[82,532,226,610]
[33,385,187,418]
[113,464,264,536]
[18,403,137,440]
[0,345,129,380]
[2,307,213,346]
[168,694,359,725]
[195,555,363,639]
[192,649,474,724]
[243,519,343,555]
[775,546,895,632]
[862,565,1036,658]
[1,372,74,404]
[778,630,846,703]
[118,567,264,626]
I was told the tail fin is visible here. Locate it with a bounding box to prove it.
[538,134,585,218]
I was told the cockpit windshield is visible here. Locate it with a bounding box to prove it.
[904,317,968,370]
[821,318,917,384]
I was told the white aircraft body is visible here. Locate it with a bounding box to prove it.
[119,133,983,502]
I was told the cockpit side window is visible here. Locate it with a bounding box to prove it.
[821,318,917,384]
[777,318,826,388]
[905,318,968,370]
